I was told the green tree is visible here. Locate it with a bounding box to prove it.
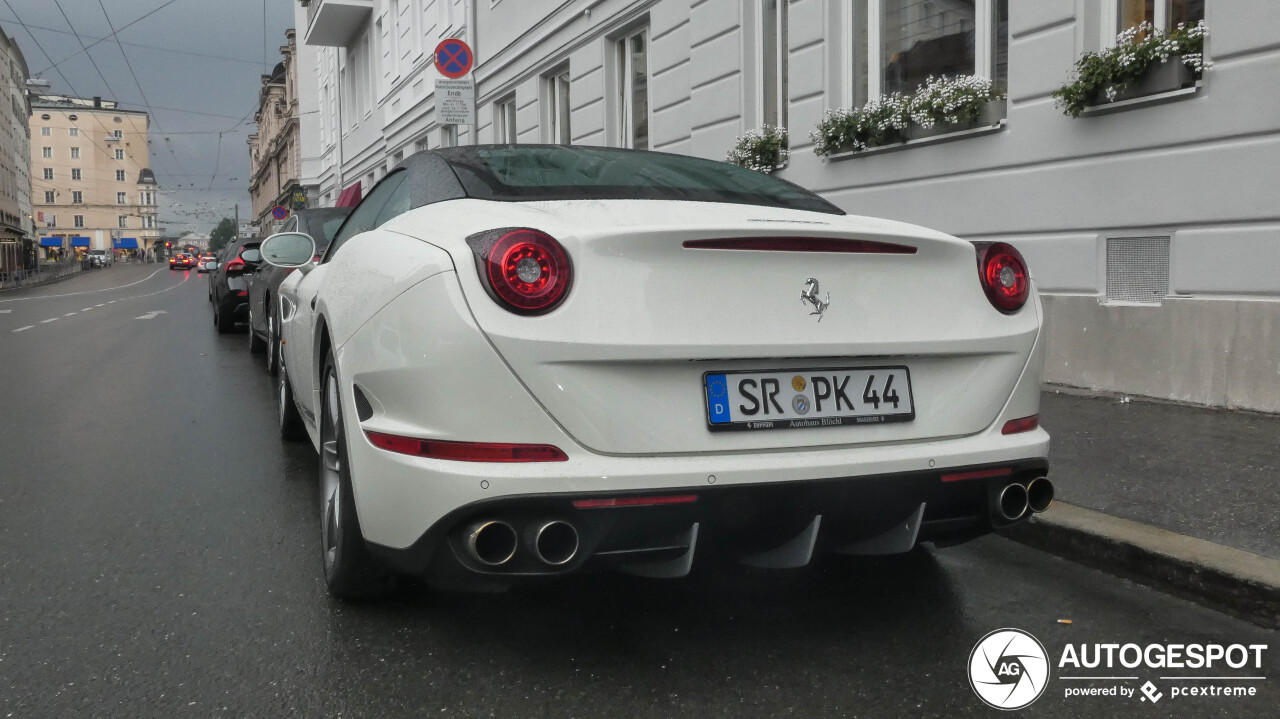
[209,218,236,254]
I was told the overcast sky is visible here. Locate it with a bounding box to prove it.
[1,0,296,235]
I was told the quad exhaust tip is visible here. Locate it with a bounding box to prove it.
[466,520,518,566]
[998,483,1029,522]
[1027,477,1054,514]
[528,520,580,566]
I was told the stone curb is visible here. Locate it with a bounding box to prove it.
[1000,502,1280,630]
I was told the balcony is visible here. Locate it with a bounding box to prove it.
[303,0,373,47]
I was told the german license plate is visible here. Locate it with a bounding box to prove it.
[704,367,915,431]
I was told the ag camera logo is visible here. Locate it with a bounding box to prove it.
[969,628,1050,710]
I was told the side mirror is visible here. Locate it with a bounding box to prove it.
[260,232,317,272]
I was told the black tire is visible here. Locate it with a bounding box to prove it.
[215,302,235,334]
[265,300,281,376]
[319,350,392,599]
[248,306,267,353]
[277,348,307,442]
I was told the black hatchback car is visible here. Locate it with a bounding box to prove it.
[210,238,263,334]
[246,207,351,373]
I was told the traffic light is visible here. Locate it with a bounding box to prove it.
[165,242,171,248]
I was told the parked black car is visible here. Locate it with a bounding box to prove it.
[210,238,264,334]
[246,207,351,373]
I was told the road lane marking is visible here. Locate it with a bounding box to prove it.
[40,318,58,323]
[81,307,93,311]
[63,312,76,316]
[12,325,33,332]
[0,268,165,303]
[95,303,104,307]
[135,310,167,320]
[107,300,116,304]
[0,309,10,313]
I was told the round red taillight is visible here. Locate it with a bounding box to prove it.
[977,242,1030,313]
[472,229,572,314]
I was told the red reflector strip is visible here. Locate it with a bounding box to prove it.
[365,431,568,462]
[572,494,699,509]
[1001,414,1040,435]
[682,237,917,254]
[940,467,1014,483]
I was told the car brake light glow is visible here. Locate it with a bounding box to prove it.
[466,228,572,314]
[940,467,1013,482]
[365,431,568,462]
[683,237,917,254]
[224,258,245,272]
[572,494,699,509]
[974,241,1030,313]
[1001,414,1040,435]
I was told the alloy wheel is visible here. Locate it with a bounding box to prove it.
[320,369,343,575]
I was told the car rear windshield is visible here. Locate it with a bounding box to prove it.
[439,146,843,215]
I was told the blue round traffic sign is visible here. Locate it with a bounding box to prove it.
[271,206,288,221]
[435,38,473,79]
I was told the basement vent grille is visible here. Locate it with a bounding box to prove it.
[1105,236,1170,305]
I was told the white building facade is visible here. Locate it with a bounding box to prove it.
[298,0,1279,413]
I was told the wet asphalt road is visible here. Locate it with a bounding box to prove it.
[0,265,1276,718]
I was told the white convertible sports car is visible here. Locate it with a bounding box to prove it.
[262,145,1051,599]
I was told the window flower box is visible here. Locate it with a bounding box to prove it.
[1054,21,1209,118]
[1093,58,1196,106]
[905,98,1006,141]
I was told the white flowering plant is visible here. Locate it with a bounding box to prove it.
[907,75,1005,129]
[725,125,789,173]
[810,92,911,157]
[1053,20,1209,118]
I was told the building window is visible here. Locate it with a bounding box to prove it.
[760,0,788,127]
[117,192,127,204]
[116,170,126,181]
[72,169,82,181]
[113,129,123,138]
[545,71,571,144]
[440,125,458,148]
[69,127,78,137]
[115,149,124,160]
[72,191,83,204]
[617,28,649,149]
[70,147,80,159]
[43,168,53,180]
[118,216,129,229]
[143,216,155,229]
[1108,0,1203,42]
[41,126,50,136]
[48,214,56,228]
[44,190,55,203]
[851,0,1007,103]
[494,95,517,144]
[73,215,84,228]
[42,146,51,158]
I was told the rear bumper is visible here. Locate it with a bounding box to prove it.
[367,455,1049,580]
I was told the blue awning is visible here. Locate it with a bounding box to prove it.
[71,236,90,247]
[39,237,62,247]
[114,238,139,249]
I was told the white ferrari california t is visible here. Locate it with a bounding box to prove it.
[261,145,1052,599]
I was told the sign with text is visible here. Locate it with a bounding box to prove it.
[435,78,475,125]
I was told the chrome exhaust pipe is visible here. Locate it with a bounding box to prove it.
[526,519,580,567]
[1027,477,1055,514]
[466,520,518,566]
[998,483,1029,522]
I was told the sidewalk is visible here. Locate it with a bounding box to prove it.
[1001,387,1280,628]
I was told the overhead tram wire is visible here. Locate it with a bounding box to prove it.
[46,0,188,180]
[94,0,189,177]
[30,0,179,76]
[0,0,160,177]
[0,16,266,67]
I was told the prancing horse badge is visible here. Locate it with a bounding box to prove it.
[800,277,829,321]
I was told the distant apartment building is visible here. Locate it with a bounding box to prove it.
[296,0,1278,413]
[30,94,160,257]
[248,30,305,236]
[0,28,31,274]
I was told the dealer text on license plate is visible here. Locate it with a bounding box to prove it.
[704,367,914,431]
